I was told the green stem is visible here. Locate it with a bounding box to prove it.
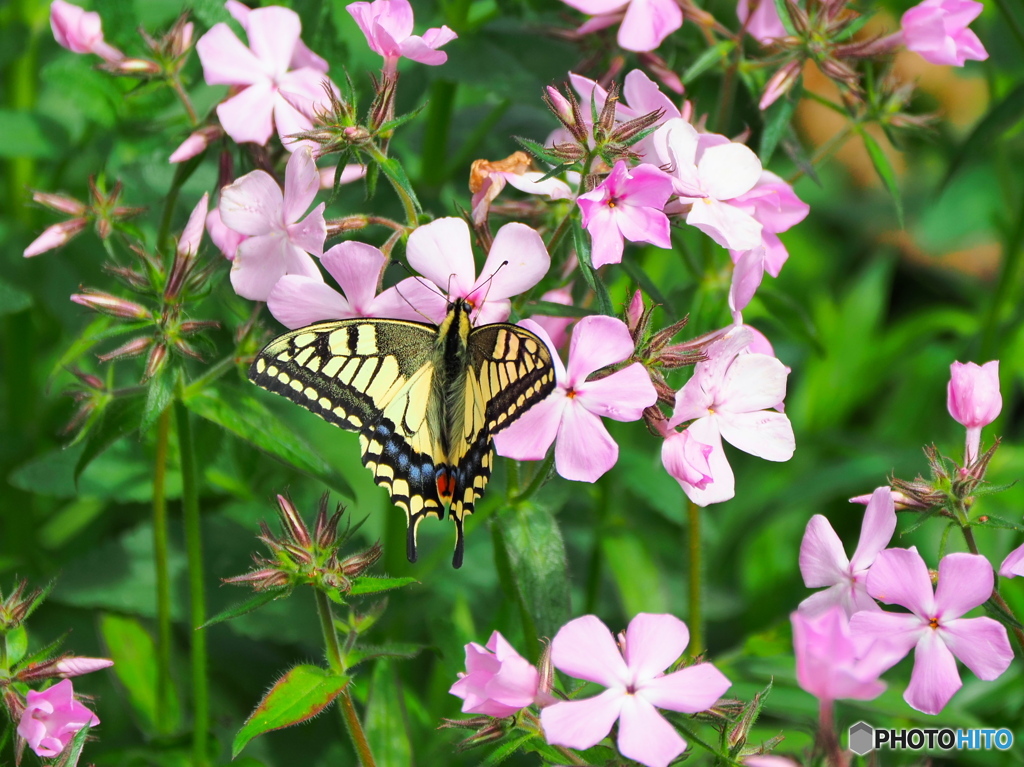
[182,354,238,398]
[713,49,739,134]
[960,525,1024,654]
[169,75,198,126]
[511,453,554,505]
[7,0,40,226]
[174,400,209,766]
[363,144,419,228]
[818,700,845,767]
[152,407,174,731]
[993,0,1024,51]
[688,499,703,656]
[980,186,1024,358]
[314,589,377,767]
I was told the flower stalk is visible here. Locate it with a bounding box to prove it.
[152,406,174,731]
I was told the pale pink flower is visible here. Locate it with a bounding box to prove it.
[850,548,1013,715]
[50,0,123,62]
[1000,543,1024,578]
[660,427,714,491]
[792,606,899,702]
[392,217,550,326]
[206,207,246,261]
[798,488,897,618]
[347,0,457,75]
[471,169,573,225]
[578,161,674,268]
[224,0,329,72]
[177,193,208,257]
[652,119,764,251]
[849,488,927,510]
[744,758,802,767]
[219,146,326,301]
[561,0,683,53]
[494,317,656,482]
[665,326,794,505]
[169,126,223,164]
[318,164,368,190]
[737,0,786,44]
[947,360,1001,463]
[901,0,988,67]
[449,631,541,717]
[529,286,576,351]
[23,218,89,257]
[540,614,730,767]
[267,241,421,328]
[17,679,100,758]
[53,658,114,678]
[196,6,335,148]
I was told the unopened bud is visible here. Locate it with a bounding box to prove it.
[71,291,152,320]
[23,218,89,257]
[276,494,313,548]
[31,190,86,216]
[143,342,168,381]
[608,108,664,146]
[340,541,383,578]
[544,86,575,125]
[101,57,163,76]
[71,368,105,391]
[170,126,222,164]
[326,215,370,236]
[178,320,220,335]
[96,336,154,363]
[759,60,801,111]
[549,142,586,162]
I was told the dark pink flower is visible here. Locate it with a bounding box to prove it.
[449,631,541,718]
[561,0,683,53]
[347,0,457,74]
[850,548,1013,715]
[494,317,656,482]
[947,360,1000,462]
[540,614,730,767]
[902,0,987,67]
[17,679,100,758]
[737,0,786,44]
[50,0,123,62]
[578,161,674,268]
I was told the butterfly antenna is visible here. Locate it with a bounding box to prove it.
[393,282,439,325]
[477,260,509,306]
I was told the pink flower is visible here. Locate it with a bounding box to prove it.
[901,0,988,67]
[169,126,223,164]
[578,161,674,268]
[449,631,541,717]
[319,164,368,190]
[494,317,657,482]
[660,427,714,491]
[1000,543,1024,579]
[347,0,457,74]
[50,0,123,62]
[17,679,100,758]
[947,360,1000,463]
[798,487,896,618]
[267,241,421,328]
[219,146,326,301]
[206,207,246,261]
[737,0,787,43]
[393,217,550,325]
[196,6,335,148]
[792,606,898,702]
[652,119,764,251]
[850,549,1013,715]
[665,327,794,505]
[177,193,208,258]
[529,286,576,351]
[540,614,730,767]
[23,218,89,258]
[224,0,329,72]
[560,0,683,53]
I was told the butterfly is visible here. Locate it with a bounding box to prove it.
[248,297,556,568]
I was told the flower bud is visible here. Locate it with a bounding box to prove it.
[759,60,801,111]
[71,291,152,320]
[276,494,313,548]
[23,219,89,257]
[100,57,163,76]
[948,360,1001,463]
[31,190,86,216]
[96,336,154,363]
[170,126,222,164]
[142,342,168,381]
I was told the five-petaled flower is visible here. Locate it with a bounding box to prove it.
[901,0,988,67]
[559,0,683,53]
[347,0,457,75]
[17,679,100,758]
[540,613,730,767]
[850,548,1013,715]
[449,631,542,717]
[494,316,657,482]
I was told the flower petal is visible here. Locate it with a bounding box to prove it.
[287,203,326,257]
[865,547,935,617]
[474,222,550,302]
[933,552,993,621]
[848,610,923,660]
[540,691,624,751]
[697,142,762,201]
[551,615,630,687]
[406,217,476,298]
[686,197,763,251]
[848,486,897,572]
[554,402,619,482]
[566,315,634,385]
[624,613,689,684]
[246,6,300,78]
[267,274,351,328]
[230,235,319,301]
[617,695,686,767]
[799,515,850,589]
[576,362,656,421]
[940,616,1013,681]
[320,241,386,313]
[678,417,735,505]
[177,193,208,257]
[719,351,789,413]
[196,23,265,85]
[282,146,321,224]
[639,662,732,712]
[1001,543,1024,578]
[492,394,566,461]
[219,169,282,235]
[716,409,794,461]
[617,0,682,52]
[216,81,276,146]
[904,630,961,715]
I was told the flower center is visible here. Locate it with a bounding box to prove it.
[565,387,577,399]
[928,617,940,630]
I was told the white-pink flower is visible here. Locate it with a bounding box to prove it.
[665,326,794,505]
[560,0,683,53]
[347,0,457,74]
[218,146,326,301]
[540,614,730,767]
[1000,543,1024,579]
[196,5,334,148]
[798,487,897,617]
[50,0,123,62]
[449,631,541,718]
[494,317,657,482]
[901,0,988,67]
[850,548,1013,715]
[737,0,787,44]
[660,427,714,491]
[177,193,209,258]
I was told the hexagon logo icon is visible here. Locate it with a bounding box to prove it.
[848,721,874,756]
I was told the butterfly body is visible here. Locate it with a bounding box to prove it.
[248,299,556,568]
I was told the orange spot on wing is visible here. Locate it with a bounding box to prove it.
[437,468,456,500]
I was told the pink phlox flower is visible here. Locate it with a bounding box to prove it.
[743,758,802,767]
[577,160,674,268]
[737,0,787,44]
[17,679,100,758]
[528,285,576,351]
[849,548,1013,715]
[901,0,988,67]
[660,426,714,491]
[666,326,794,505]
[493,316,657,482]
[798,487,897,618]
[267,241,422,328]
[177,193,209,257]
[347,0,457,74]
[947,360,1000,463]
[449,631,542,717]
[471,169,574,226]
[224,0,329,72]
[196,5,336,148]
[392,217,550,326]
[318,164,368,189]
[792,606,901,703]
[206,206,246,261]
[560,0,683,53]
[50,0,123,62]
[540,613,730,767]
[999,543,1024,579]
[218,145,326,301]
[652,119,764,251]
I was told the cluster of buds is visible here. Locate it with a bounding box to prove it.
[0,580,47,634]
[292,76,403,159]
[225,495,383,596]
[886,441,1001,524]
[99,12,196,78]
[61,369,110,436]
[24,179,144,258]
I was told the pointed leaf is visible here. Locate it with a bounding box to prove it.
[759,80,802,165]
[772,0,799,35]
[571,219,613,315]
[141,369,175,433]
[364,661,413,766]
[52,723,91,767]
[0,278,32,316]
[344,642,425,670]
[348,575,418,596]
[200,587,292,628]
[523,301,596,319]
[857,127,903,227]
[74,392,147,482]
[6,626,27,665]
[682,40,736,85]
[513,135,566,167]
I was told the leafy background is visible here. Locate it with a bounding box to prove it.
[2,0,1024,764]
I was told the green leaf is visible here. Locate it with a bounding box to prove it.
[857,127,903,227]
[681,40,736,85]
[363,661,413,766]
[9,445,84,498]
[344,642,424,670]
[348,576,418,596]
[141,370,175,433]
[942,84,1024,190]
[368,153,422,216]
[0,110,66,158]
[39,497,106,549]
[619,257,669,308]
[522,300,596,319]
[480,734,534,766]
[571,220,613,315]
[200,587,292,629]
[759,79,802,166]
[99,613,182,735]
[982,596,1024,631]
[602,530,669,615]
[52,723,91,767]
[182,386,353,498]
[5,626,28,665]
[754,285,824,355]
[772,0,799,35]
[0,278,32,316]
[232,665,349,757]
[970,513,1024,532]
[492,502,571,656]
[513,135,566,167]
[74,391,147,482]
